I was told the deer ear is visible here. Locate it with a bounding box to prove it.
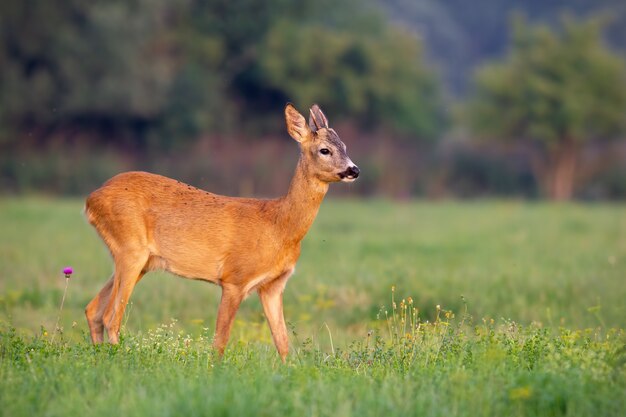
[308,104,329,132]
[285,103,309,143]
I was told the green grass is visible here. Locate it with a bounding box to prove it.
[1,197,625,416]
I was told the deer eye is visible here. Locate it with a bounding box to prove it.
[320,148,331,155]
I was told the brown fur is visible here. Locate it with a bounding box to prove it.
[84,104,358,361]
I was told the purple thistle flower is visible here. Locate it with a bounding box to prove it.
[63,267,73,277]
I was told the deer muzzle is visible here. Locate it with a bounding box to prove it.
[339,165,360,182]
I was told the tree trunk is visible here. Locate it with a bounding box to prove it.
[546,138,579,201]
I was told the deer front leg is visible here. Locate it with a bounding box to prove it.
[213,283,244,357]
[258,270,293,362]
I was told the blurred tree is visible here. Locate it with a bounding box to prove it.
[258,20,445,138]
[0,0,445,149]
[0,0,175,148]
[380,0,626,94]
[467,16,626,200]
[168,0,297,135]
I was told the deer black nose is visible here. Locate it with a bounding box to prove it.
[347,165,360,178]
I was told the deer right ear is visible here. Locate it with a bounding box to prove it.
[308,104,329,132]
[285,103,309,143]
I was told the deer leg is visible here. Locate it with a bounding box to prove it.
[258,270,293,362]
[102,252,148,344]
[85,275,114,343]
[213,283,244,356]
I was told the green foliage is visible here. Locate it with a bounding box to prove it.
[0,0,445,148]
[1,198,626,415]
[1,310,625,416]
[0,0,174,144]
[157,0,446,139]
[1,198,625,339]
[259,22,444,138]
[380,0,626,93]
[467,15,626,146]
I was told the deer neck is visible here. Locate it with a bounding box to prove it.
[278,156,329,243]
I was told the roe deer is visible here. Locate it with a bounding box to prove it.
[84,103,359,360]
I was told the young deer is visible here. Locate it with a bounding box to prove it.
[84,104,359,360]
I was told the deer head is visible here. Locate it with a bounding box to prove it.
[285,103,360,183]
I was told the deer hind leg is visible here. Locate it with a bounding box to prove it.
[213,283,244,357]
[102,250,149,344]
[258,270,293,362]
[85,275,115,343]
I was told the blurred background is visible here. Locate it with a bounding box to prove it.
[1,0,626,200]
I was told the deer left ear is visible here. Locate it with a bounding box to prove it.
[308,104,329,132]
[285,103,310,143]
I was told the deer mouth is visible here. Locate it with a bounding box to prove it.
[338,166,360,182]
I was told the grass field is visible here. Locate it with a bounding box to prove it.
[1,197,625,416]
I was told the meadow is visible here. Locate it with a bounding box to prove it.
[1,197,625,416]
